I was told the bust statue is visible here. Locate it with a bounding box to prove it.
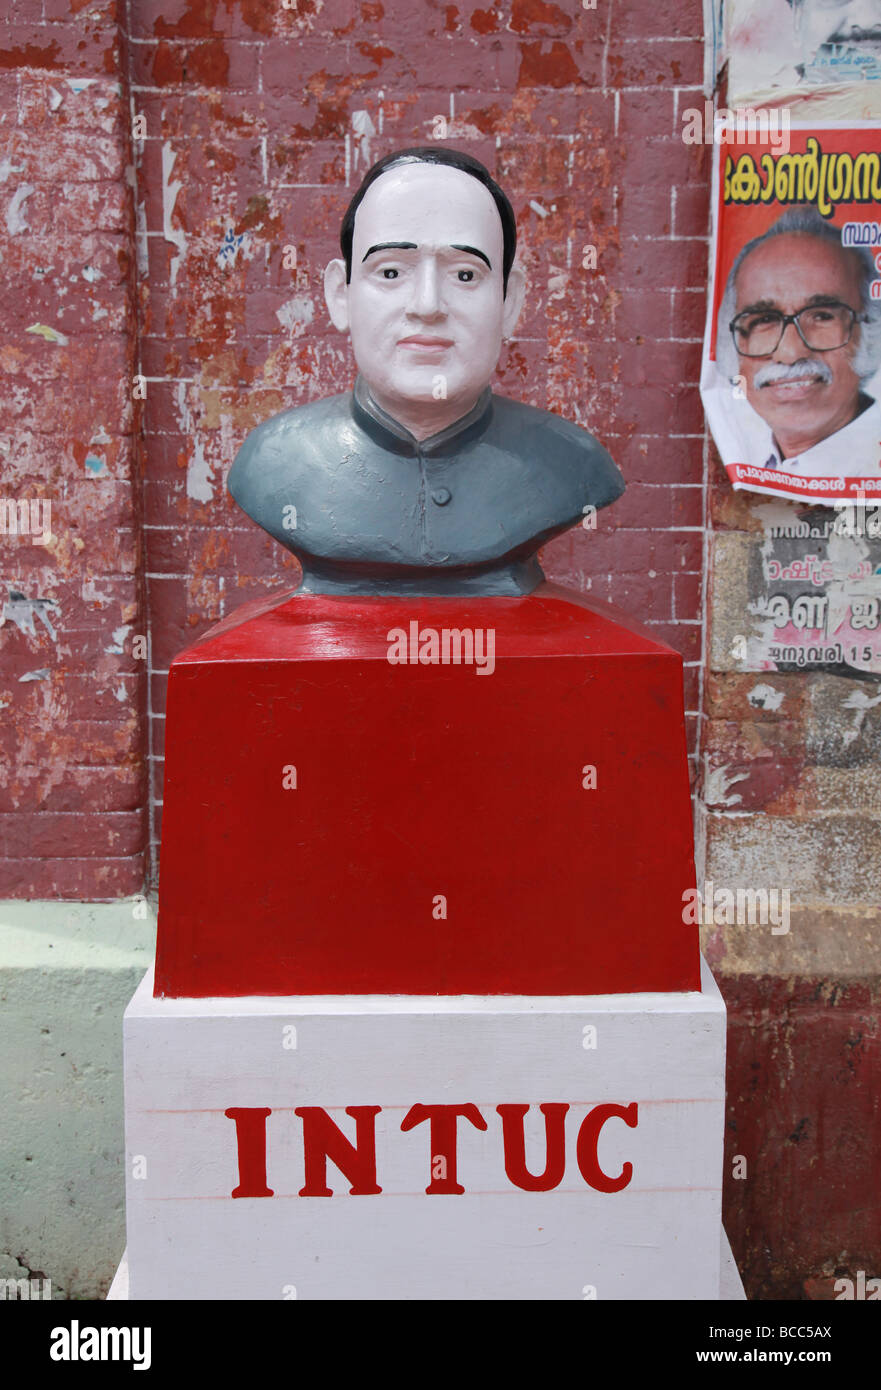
[228,147,624,596]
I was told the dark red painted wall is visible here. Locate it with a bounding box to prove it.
[1,0,709,890]
[124,0,710,861]
[0,0,146,897]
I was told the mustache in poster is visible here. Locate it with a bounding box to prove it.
[752,359,834,389]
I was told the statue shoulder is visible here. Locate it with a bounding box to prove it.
[228,393,353,507]
[490,396,625,510]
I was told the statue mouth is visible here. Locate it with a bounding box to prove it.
[397,335,455,351]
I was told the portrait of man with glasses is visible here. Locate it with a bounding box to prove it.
[715,205,881,480]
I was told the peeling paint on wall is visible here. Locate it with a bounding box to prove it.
[841,684,881,748]
[25,324,68,345]
[2,590,59,641]
[350,108,376,173]
[217,228,246,268]
[275,294,314,336]
[161,142,186,291]
[174,383,214,503]
[704,759,750,809]
[747,683,785,712]
[0,158,25,183]
[6,184,35,235]
[104,624,131,656]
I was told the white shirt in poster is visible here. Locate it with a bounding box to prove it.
[757,396,881,478]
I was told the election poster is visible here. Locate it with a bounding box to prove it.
[702,122,881,507]
[736,499,881,677]
[725,0,881,107]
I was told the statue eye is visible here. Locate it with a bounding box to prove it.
[382,267,399,279]
[457,269,475,282]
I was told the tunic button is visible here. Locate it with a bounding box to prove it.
[431,487,452,506]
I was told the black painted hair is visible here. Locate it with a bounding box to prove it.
[339,146,517,295]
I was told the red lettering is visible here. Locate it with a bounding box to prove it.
[224,1107,273,1198]
[295,1106,382,1196]
[576,1102,638,1192]
[497,1103,569,1191]
[225,1100,639,1198]
[401,1103,487,1193]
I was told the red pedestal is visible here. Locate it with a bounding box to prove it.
[154,583,700,997]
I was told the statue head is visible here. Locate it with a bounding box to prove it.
[323,147,526,438]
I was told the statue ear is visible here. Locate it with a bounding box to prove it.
[324,258,350,332]
[502,260,526,339]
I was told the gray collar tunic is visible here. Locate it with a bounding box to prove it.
[227,375,625,596]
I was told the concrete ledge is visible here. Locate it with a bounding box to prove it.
[0,900,155,1299]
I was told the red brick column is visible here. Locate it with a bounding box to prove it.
[0,0,147,897]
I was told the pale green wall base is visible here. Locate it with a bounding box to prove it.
[0,901,155,1300]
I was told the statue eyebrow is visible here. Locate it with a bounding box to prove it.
[362,241,418,261]
[450,244,491,269]
[360,242,492,269]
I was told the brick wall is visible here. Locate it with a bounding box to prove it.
[1,0,710,887]
[0,0,147,898]
[120,0,710,863]
[705,461,881,1298]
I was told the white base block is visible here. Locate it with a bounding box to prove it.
[124,959,728,1300]
[720,1230,747,1301]
[110,1233,746,1301]
[107,1251,129,1301]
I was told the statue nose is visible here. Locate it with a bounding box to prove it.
[410,262,443,318]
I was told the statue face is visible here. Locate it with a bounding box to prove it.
[325,162,524,427]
